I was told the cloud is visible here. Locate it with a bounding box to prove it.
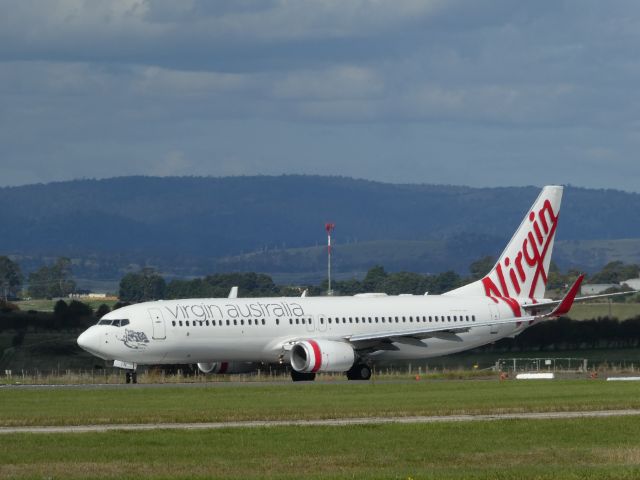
[1,1,640,191]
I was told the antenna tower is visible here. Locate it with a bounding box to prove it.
[325,223,335,296]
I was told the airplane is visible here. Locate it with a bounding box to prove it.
[76,185,633,383]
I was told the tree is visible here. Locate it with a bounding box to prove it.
[590,261,640,284]
[362,265,387,292]
[119,268,166,303]
[0,256,23,300]
[469,256,495,280]
[95,304,111,318]
[28,257,76,298]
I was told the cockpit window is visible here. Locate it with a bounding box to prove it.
[97,319,130,327]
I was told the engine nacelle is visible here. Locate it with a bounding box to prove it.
[197,362,256,374]
[290,339,355,373]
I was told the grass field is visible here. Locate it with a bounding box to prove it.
[2,417,640,479]
[568,302,640,320]
[14,297,119,312]
[2,380,640,427]
[2,381,640,479]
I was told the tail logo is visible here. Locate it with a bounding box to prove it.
[482,199,559,316]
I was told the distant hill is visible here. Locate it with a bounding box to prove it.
[2,176,639,283]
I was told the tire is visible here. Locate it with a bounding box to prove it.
[291,370,316,382]
[346,364,372,381]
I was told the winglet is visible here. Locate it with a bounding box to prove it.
[548,274,584,317]
[228,286,239,299]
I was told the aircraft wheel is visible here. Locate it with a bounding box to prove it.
[291,370,316,382]
[346,364,372,381]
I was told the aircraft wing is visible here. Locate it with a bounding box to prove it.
[345,275,584,348]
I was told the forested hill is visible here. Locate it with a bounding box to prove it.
[1,176,639,280]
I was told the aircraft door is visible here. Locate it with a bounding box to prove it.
[488,304,500,334]
[148,308,166,340]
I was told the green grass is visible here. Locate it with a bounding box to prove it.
[567,302,640,320]
[14,298,119,312]
[2,417,640,479]
[2,380,640,427]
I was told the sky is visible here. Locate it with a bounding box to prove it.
[1,0,639,191]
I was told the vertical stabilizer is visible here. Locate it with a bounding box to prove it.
[446,186,563,306]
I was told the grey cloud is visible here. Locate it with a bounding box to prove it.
[1,0,640,191]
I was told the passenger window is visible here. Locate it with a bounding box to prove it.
[240,320,244,325]
[276,319,280,325]
[172,321,176,326]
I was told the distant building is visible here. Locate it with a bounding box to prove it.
[622,278,640,290]
[68,292,108,299]
[581,284,619,295]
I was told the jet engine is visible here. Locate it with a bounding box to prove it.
[197,362,256,374]
[290,339,355,373]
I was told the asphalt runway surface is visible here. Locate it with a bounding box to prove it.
[2,409,640,434]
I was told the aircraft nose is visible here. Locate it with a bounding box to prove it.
[77,328,101,356]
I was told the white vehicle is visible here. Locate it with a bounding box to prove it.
[77,186,609,382]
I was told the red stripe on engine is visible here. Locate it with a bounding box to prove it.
[308,340,322,372]
[219,362,229,374]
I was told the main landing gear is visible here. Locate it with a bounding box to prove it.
[290,370,316,382]
[125,370,138,384]
[346,363,372,381]
[289,364,372,382]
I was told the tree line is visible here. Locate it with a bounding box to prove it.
[0,256,76,300]
[483,316,640,352]
[0,254,638,302]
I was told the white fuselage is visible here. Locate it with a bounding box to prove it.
[78,294,527,366]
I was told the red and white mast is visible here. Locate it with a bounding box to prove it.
[325,223,335,296]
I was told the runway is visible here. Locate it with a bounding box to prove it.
[2,409,640,434]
